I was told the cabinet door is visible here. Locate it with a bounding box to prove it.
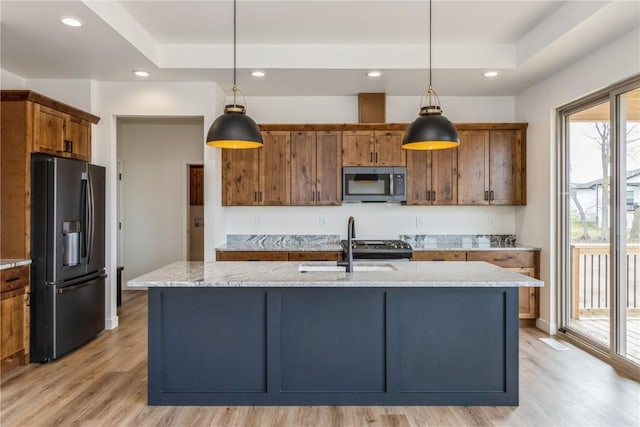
[222,147,260,206]
[1,287,26,361]
[430,148,458,205]
[291,131,316,206]
[505,267,538,319]
[260,131,290,205]
[457,130,489,205]
[489,130,524,205]
[374,131,405,166]
[342,131,373,166]
[33,104,67,155]
[68,117,92,161]
[406,150,429,205]
[413,251,466,261]
[316,131,342,205]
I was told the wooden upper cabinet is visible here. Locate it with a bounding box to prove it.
[315,131,341,205]
[222,147,260,206]
[406,148,457,205]
[222,131,290,206]
[342,130,405,166]
[33,104,66,155]
[374,131,405,166]
[67,117,92,161]
[291,131,342,206]
[342,131,373,166]
[260,131,290,205]
[457,128,525,205]
[33,103,93,162]
[489,130,524,205]
[291,131,317,205]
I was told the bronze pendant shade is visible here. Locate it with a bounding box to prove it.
[206,0,263,149]
[402,0,459,150]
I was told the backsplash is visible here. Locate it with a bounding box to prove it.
[399,234,517,249]
[225,234,340,250]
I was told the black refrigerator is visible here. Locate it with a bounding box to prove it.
[31,154,106,362]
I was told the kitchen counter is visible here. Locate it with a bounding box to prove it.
[134,260,539,407]
[129,260,542,288]
[216,234,540,252]
[0,259,31,270]
[216,234,341,252]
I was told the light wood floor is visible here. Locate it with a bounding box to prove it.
[1,290,639,427]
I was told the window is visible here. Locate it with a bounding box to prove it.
[558,76,640,374]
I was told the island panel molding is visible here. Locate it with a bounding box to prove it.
[147,286,519,406]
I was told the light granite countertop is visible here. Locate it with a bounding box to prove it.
[129,261,543,289]
[215,234,540,252]
[0,259,32,270]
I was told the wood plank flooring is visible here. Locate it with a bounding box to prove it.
[1,290,639,427]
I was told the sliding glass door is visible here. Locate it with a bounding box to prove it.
[559,77,640,371]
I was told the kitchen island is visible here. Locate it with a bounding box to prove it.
[129,261,542,406]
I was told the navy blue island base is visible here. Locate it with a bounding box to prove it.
[147,286,519,406]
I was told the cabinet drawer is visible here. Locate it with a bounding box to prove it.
[413,251,466,261]
[216,251,289,261]
[1,266,29,293]
[288,251,341,262]
[466,251,535,268]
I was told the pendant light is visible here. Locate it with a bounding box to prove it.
[206,0,263,149]
[403,0,459,150]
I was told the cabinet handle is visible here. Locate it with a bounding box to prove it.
[4,276,21,283]
[484,191,489,201]
[426,191,431,201]
[259,191,262,202]
[254,192,258,202]
[490,190,494,201]
[316,191,320,202]
[64,140,73,153]
[370,152,374,163]
[431,191,436,201]
[375,152,378,163]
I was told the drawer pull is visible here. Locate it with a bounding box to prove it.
[4,277,21,283]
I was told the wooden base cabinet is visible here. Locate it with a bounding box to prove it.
[415,249,540,320]
[1,266,30,366]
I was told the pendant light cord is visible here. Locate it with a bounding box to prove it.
[232,0,237,106]
[428,0,432,89]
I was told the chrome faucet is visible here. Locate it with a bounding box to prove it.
[338,216,356,272]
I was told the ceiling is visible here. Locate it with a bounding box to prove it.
[1,1,639,96]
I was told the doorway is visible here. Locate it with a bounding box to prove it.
[187,164,204,261]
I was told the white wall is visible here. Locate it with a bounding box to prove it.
[27,79,93,112]
[117,117,204,286]
[92,81,220,329]
[0,68,26,88]
[231,95,517,239]
[515,28,640,334]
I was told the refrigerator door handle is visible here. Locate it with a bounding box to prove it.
[87,171,95,264]
[81,173,89,259]
[57,274,107,294]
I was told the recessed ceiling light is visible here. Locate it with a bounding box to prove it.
[132,70,150,77]
[483,71,499,78]
[367,71,382,78]
[251,71,265,77]
[60,16,83,27]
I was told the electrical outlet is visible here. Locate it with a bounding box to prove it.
[254,216,263,227]
[416,216,424,227]
[319,216,328,227]
[488,217,495,226]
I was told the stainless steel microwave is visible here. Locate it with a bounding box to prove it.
[342,167,407,202]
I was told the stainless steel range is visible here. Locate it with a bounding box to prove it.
[340,239,413,260]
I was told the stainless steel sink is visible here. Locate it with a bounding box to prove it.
[298,264,396,273]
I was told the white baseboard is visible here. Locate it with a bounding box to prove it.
[536,318,558,335]
[105,316,119,330]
